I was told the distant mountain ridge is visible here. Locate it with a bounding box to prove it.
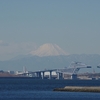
[30,43,69,56]
[0,54,100,73]
[0,44,100,73]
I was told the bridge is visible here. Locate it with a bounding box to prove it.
[17,62,92,79]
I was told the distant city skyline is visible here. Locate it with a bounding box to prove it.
[0,0,100,60]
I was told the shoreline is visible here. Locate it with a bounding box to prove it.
[53,86,100,92]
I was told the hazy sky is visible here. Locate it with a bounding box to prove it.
[0,0,100,60]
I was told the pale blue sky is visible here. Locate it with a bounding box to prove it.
[0,0,100,60]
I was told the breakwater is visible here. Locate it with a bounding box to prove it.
[53,86,100,92]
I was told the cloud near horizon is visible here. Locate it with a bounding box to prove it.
[0,40,9,46]
[0,40,37,60]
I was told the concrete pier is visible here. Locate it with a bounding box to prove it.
[53,86,100,92]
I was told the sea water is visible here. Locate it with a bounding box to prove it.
[0,77,100,100]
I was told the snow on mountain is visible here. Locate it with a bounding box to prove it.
[30,43,69,56]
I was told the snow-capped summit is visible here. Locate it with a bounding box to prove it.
[30,43,69,56]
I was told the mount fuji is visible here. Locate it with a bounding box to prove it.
[30,43,69,57]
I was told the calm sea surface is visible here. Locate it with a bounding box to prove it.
[0,77,100,100]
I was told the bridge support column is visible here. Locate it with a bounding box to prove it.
[42,71,45,79]
[49,71,52,79]
[71,74,77,80]
[36,72,41,79]
[57,72,63,79]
